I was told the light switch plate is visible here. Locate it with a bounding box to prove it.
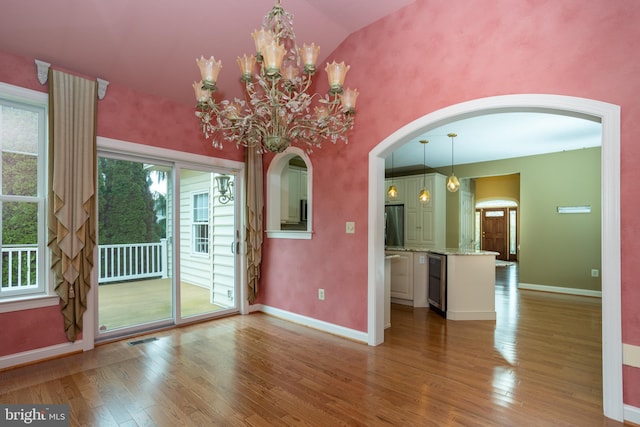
[346,221,355,234]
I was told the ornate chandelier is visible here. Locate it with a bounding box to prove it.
[193,0,359,153]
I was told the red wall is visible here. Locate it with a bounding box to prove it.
[2,0,640,408]
[258,0,640,405]
[0,50,243,357]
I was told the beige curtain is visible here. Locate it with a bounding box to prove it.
[48,69,97,342]
[246,147,264,304]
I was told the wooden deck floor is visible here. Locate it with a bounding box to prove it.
[0,264,628,426]
[98,279,225,331]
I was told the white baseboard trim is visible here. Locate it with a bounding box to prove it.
[247,303,262,313]
[518,283,602,298]
[390,297,412,306]
[447,310,496,321]
[624,404,640,424]
[256,304,368,344]
[0,340,85,370]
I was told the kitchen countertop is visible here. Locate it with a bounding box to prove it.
[385,247,499,256]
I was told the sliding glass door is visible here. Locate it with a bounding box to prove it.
[96,157,173,333]
[177,168,236,320]
[96,154,238,339]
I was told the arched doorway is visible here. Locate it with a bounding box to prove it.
[367,94,621,420]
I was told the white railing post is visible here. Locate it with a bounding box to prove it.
[160,238,168,278]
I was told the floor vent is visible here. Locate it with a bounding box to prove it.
[128,337,158,346]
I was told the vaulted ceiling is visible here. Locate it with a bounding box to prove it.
[0,0,601,168]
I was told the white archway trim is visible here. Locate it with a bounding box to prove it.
[367,94,622,421]
[265,146,313,239]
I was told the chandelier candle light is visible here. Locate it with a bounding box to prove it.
[446,133,460,192]
[194,0,359,153]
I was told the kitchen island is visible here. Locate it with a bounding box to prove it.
[385,247,498,321]
[429,248,498,320]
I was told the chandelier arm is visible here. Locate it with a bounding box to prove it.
[194,1,357,153]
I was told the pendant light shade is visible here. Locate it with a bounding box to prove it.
[418,139,430,203]
[387,152,398,199]
[388,184,398,199]
[447,133,460,193]
[446,174,460,192]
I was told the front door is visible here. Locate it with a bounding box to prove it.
[481,208,507,260]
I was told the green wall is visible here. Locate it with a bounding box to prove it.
[445,147,601,292]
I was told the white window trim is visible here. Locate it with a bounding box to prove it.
[191,190,210,255]
[0,83,56,312]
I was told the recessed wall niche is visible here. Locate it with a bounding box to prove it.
[265,147,313,239]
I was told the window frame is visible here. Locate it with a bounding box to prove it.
[0,82,57,312]
[191,190,210,255]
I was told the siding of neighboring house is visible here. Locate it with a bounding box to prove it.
[178,170,236,308]
[179,171,214,289]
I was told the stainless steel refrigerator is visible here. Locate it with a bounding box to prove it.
[385,204,404,247]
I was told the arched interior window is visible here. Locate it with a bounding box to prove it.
[265,147,312,239]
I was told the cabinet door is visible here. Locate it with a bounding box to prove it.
[404,176,419,211]
[287,167,300,222]
[300,170,308,200]
[419,209,435,245]
[388,251,414,300]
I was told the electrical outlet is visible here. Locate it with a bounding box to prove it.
[419,255,425,264]
[591,269,600,278]
[318,288,325,300]
[346,221,355,234]
[227,290,233,300]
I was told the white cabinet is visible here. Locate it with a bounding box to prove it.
[386,250,414,301]
[281,165,307,224]
[385,250,428,307]
[384,173,446,248]
[412,252,428,307]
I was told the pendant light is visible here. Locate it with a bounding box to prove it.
[446,132,460,193]
[418,140,430,203]
[387,152,398,199]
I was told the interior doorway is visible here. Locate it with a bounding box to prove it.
[368,94,622,420]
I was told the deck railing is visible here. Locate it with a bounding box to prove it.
[1,240,168,291]
[98,239,168,283]
[1,245,38,292]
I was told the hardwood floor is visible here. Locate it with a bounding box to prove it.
[0,264,629,426]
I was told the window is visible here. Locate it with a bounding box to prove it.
[192,192,209,254]
[0,84,48,301]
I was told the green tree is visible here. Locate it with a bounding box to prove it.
[2,152,38,245]
[98,158,163,245]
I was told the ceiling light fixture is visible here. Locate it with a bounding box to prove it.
[418,140,430,203]
[193,0,359,154]
[446,132,460,193]
[387,152,398,199]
